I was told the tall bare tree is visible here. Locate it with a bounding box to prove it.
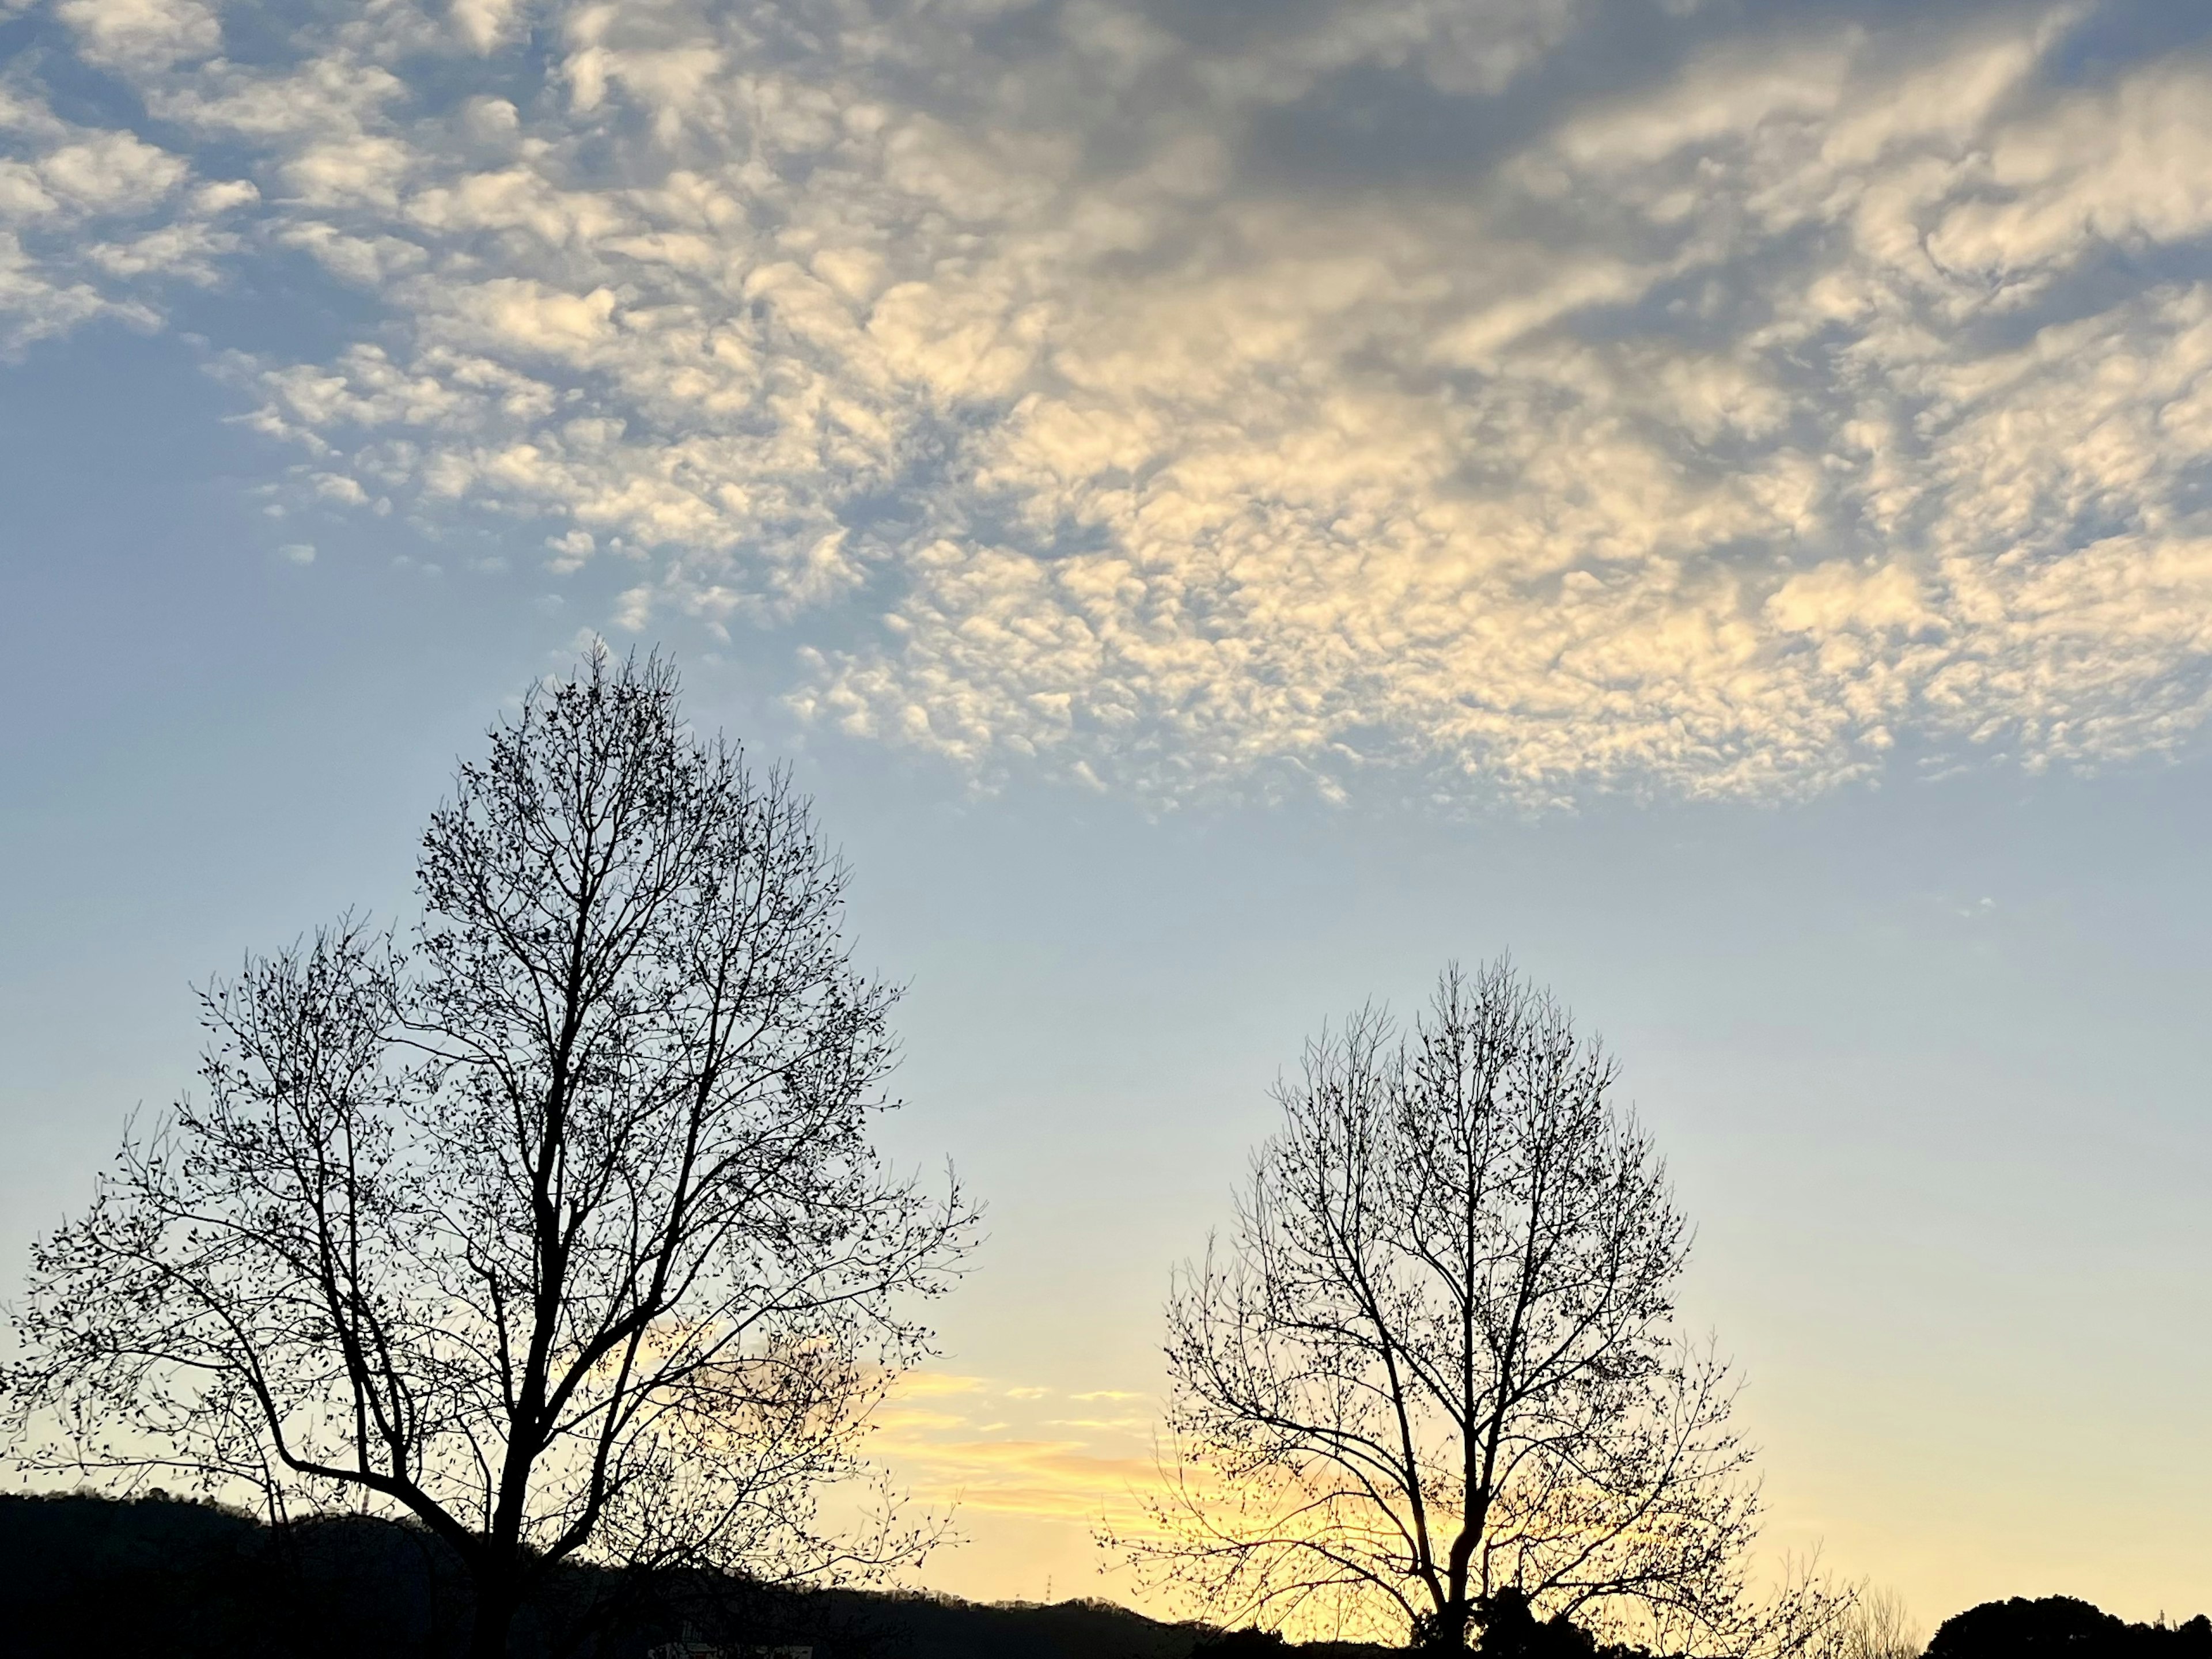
[3,651,979,1658]
[1113,961,1833,1654]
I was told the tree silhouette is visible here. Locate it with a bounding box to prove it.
[1929,1598,2212,1659]
[1113,961,1839,1654]
[3,650,979,1659]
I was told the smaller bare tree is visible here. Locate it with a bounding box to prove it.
[1112,961,1839,1655]
[1820,1588,1923,1659]
[3,651,979,1658]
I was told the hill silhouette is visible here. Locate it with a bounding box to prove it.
[0,1491,1395,1658]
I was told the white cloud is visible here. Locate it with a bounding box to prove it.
[1928,59,2212,281]
[12,0,2212,800]
[0,79,232,351]
[55,0,220,74]
[450,0,519,56]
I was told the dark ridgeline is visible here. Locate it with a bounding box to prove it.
[8,1493,2207,1659]
[0,1490,1396,1659]
[0,1492,468,1658]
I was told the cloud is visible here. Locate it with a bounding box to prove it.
[55,0,220,74]
[10,0,2212,801]
[0,72,245,352]
[885,1435,1160,1520]
[866,1369,1162,1525]
[884,1370,991,1399]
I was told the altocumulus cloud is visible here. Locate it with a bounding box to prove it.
[8,0,2212,802]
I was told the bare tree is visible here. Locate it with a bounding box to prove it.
[3,650,979,1658]
[1819,1587,1923,1659]
[1112,961,1836,1655]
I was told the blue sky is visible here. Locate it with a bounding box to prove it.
[4,0,2211,1629]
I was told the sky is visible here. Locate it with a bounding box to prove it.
[3,0,2211,1634]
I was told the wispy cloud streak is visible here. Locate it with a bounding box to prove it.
[869,1372,1162,1524]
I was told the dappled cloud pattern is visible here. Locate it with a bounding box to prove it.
[8,0,2212,799]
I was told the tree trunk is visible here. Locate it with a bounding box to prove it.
[466,1565,520,1659]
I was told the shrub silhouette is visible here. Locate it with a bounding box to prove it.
[1196,1631,1291,1656]
[1474,1587,1653,1659]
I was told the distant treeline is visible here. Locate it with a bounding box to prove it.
[1927,1598,2212,1659]
[2,1491,2206,1659]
